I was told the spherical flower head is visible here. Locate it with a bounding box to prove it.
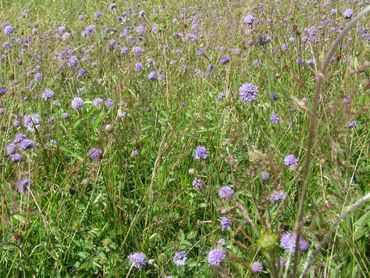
[251,261,263,273]
[42,89,54,101]
[17,178,32,194]
[23,114,41,132]
[284,154,298,168]
[258,34,272,45]
[19,139,35,150]
[192,178,204,190]
[94,11,102,19]
[128,252,146,269]
[4,25,14,35]
[0,87,6,95]
[220,216,231,231]
[220,56,230,65]
[217,92,225,101]
[269,190,287,203]
[10,153,23,163]
[260,171,270,181]
[239,82,259,103]
[134,62,143,72]
[6,143,17,155]
[68,56,79,68]
[243,14,255,25]
[93,98,103,107]
[207,249,226,267]
[270,113,279,124]
[218,185,234,199]
[71,97,84,110]
[89,147,102,161]
[343,9,353,19]
[148,71,157,81]
[173,251,187,266]
[271,92,278,101]
[132,46,144,56]
[61,112,70,119]
[14,133,27,144]
[194,146,208,160]
[280,232,309,253]
[105,99,114,108]
[108,3,117,9]
[34,73,42,82]
[348,120,357,129]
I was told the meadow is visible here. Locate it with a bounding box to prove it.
[0,0,369,277]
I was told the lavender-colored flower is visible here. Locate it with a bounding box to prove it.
[220,56,230,65]
[284,154,298,167]
[306,58,315,67]
[34,73,42,81]
[19,139,35,150]
[251,261,263,273]
[218,238,226,246]
[10,153,23,163]
[134,62,143,72]
[271,92,278,101]
[220,216,231,231]
[71,97,84,110]
[68,56,79,68]
[261,171,270,181]
[108,3,117,9]
[281,43,288,52]
[258,34,272,45]
[128,252,146,269]
[130,149,139,158]
[42,89,54,101]
[194,146,208,160]
[132,46,144,56]
[343,9,353,19]
[280,232,309,253]
[296,57,304,65]
[348,120,357,129]
[14,133,27,143]
[17,178,32,193]
[243,14,255,25]
[61,112,70,119]
[0,87,6,95]
[94,11,102,19]
[239,82,259,103]
[269,190,287,203]
[218,186,234,199]
[105,99,114,108]
[270,113,279,124]
[192,178,204,189]
[207,249,226,267]
[23,114,41,132]
[77,69,87,78]
[6,143,17,155]
[93,98,103,107]
[4,25,14,35]
[148,71,157,81]
[331,9,337,15]
[88,147,102,161]
[217,92,225,101]
[173,251,187,266]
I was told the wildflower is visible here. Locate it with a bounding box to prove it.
[348,120,357,129]
[217,92,225,101]
[192,178,204,189]
[71,97,84,110]
[239,82,259,103]
[270,113,279,124]
[88,147,102,161]
[108,3,117,9]
[218,238,226,246]
[105,99,114,108]
[4,25,14,35]
[173,251,187,266]
[251,261,263,273]
[128,252,146,269]
[134,62,143,72]
[218,186,234,199]
[261,171,270,181]
[42,89,54,101]
[271,92,278,101]
[207,249,226,267]
[220,216,231,231]
[14,133,27,143]
[0,87,6,95]
[23,114,41,132]
[148,71,157,81]
[220,56,230,65]
[280,232,309,253]
[34,73,42,81]
[194,146,208,160]
[68,56,79,68]
[10,153,23,163]
[132,46,144,56]
[93,98,103,107]
[6,143,17,155]
[269,190,287,203]
[243,14,255,25]
[19,139,35,150]
[17,178,32,193]
[343,9,353,19]
[284,154,298,167]
[258,34,272,45]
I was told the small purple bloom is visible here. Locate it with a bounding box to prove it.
[23,114,41,132]
[88,147,102,161]
[128,252,146,269]
[280,232,309,253]
[19,139,35,150]
[348,120,357,129]
[270,113,279,124]
[71,97,84,110]
[217,92,225,101]
[343,9,353,19]
[192,178,204,190]
[243,14,255,25]
[220,56,230,65]
[4,25,14,35]
[218,186,234,199]
[34,73,42,81]
[173,251,187,266]
[269,190,287,203]
[148,71,157,81]
[93,98,103,107]
[105,99,114,108]
[10,153,23,163]
[108,3,117,9]
[68,56,79,68]
[251,261,263,273]
[42,89,54,101]
[261,171,270,181]
[220,216,231,231]
[194,146,208,160]
[284,154,298,167]
[132,46,144,56]
[134,62,143,72]
[14,133,27,143]
[271,92,278,101]
[0,87,6,95]
[239,82,259,103]
[6,143,17,155]
[17,178,32,193]
[207,249,226,267]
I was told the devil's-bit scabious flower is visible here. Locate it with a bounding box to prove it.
[93,98,103,107]
[261,171,270,181]
[343,9,353,19]
[17,178,32,193]
[269,190,287,203]
[217,92,225,101]
[23,114,41,132]
[271,92,278,101]
[128,252,146,269]
[34,73,42,82]
[207,249,226,267]
[68,56,78,68]
[132,46,144,56]
[42,89,54,101]
[280,232,309,253]
[284,154,298,168]
[148,71,157,81]
[19,139,35,150]
[173,251,187,266]
[0,87,6,95]
[251,261,263,273]
[105,99,114,108]
[220,56,230,65]
[71,97,84,110]
[220,216,231,231]
[192,178,204,189]
[4,25,14,35]
[88,147,102,161]
[270,113,279,124]
[243,14,255,25]
[239,83,259,103]
[218,186,234,199]
[194,146,208,160]
[348,120,357,129]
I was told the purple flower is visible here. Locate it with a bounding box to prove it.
[34,73,42,81]
[280,232,309,253]
[258,34,272,45]
[61,112,70,119]
[23,114,41,132]
[243,14,255,25]
[271,92,278,101]
[71,97,84,110]
[0,87,6,95]
[217,92,225,101]
[148,71,157,81]
[4,25,14,35]
[192,178,204,190]
[42,89,54,101]
[128,252,146,269]
[17,178,32,193]
[284,154,298,167]
[93,98,103,107]
[270,113,279,124]
[306,58,315,67]
[220,216,231,231]
[94,11,102,19]
[77,69,87,78]
[269,190,287,203]
[261,171,270,181]
[194,146,208,160]
[134,62,143,72]
[108,3,117,9]
[251,261,263,273]
[6,143,17,155]
[220,56,230,65]
[348,120,357,129]
[19,139,35,150]
[173,251,187,266]
[88,147,102,161]
[239,82,259,103]
[218,186,234,199]
[105,99,114,108]
[207,249,226,267]
[10,153,23,163]
[343,9,353,19]
[14,133,27,143]
[68,56,79,68]
[132,46,144,56]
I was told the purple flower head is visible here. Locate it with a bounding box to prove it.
[270,113,279,124]
[71,97,84,110]
[0,87,6,95]
[10,153,23,163]
[77,69,87,78]
[194,146,208,160]
[132,46,144,56]
[269,190,287,203]
[220,216,231,231]
[284,154,298,168]
[192,178,204,190]
[134,62,143,72]
[94,11,102,19]
[93,98,103,107]
[244,14,255,25]
[14,133,27,143]
[68,56,79,68]
[251,261,263,273]
[148,71,157,81]
[239,82,259,103]
[207,249,226,267]
[258,34,272,45]
[348,120,357,129]
[138,11,145,18]
[331,9,337,15]
[296,57,304,65]
[4,25,14,35]
[89,147,102,161]
[271,92,278,101]
[61,112,69,119]
[105,99,114,108]
[128,252,146,269]
[217,92,225,101]
[218,185,234,199]
[23,114,41,132]
[306,58,315,67]
[280,232,309,253]
[34,73,42,82]
[261,171,270,181]
[173,251,187,266]
[42,89,54,101]
[220,56,230,65]
[17,178,32,193]
[343,9,353,19]
[136,24,146,36]
[19,139,35,150]
[108,3,117,9]
[6,143,17,155]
